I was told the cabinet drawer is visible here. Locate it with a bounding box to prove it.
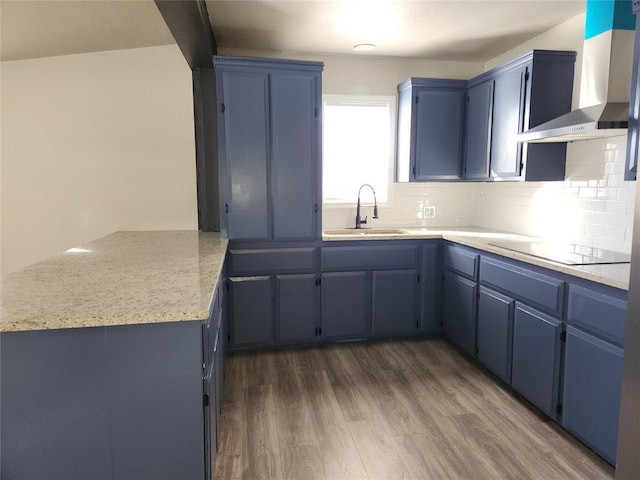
[480,257,565,315]
[568,285,627,347]
[443,244,479,279]
[229,248,315,275]
[321,245,419,271]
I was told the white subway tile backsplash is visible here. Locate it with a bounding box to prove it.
[323,136,635,254]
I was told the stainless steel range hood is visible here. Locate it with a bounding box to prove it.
[519,7,636,144]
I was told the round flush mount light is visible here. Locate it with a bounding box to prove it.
[353,43,376,52]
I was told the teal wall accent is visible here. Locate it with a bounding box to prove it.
[585,0,635,39]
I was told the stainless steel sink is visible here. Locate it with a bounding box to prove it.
[323,228,409,236]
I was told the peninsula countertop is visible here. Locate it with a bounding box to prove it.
[1,231,228,333]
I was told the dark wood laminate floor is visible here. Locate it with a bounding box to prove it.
[215,339,614,480]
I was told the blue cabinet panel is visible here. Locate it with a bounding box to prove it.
[1,328,111,480]
[422,242,442,334]
[480,256,565,316]
[477,286,515,383]
[568,285,627,347]
[464,81,493,180]
[277,274,317,343]
[442,270,477,356]
[220,71,270,240]
[490,64,527,179]
[230,276,274,346]
[321,271,369,339]
[106,322,205,480]
[562,326,623,465]
[321,244,419,271]
[414,88,466,180]
[372,269,420,336]
[511,303,562,417]
[270,72,319,240]
[443,243,479,279]
[230,247,315,275]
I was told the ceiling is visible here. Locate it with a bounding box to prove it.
[1,0,585,63]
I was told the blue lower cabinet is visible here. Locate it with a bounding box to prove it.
[321,271,370,339]
[511,303,562,418]
[442,270,477,356]
[477,286,515,383]
[276,274,318,343]
[229,276,274,347]
[372,269,420,336]
[562,326,623,465]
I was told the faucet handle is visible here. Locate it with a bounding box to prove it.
[361,216,368,225]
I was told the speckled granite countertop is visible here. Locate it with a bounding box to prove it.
[323,227,631,291]
[1,231,228,333]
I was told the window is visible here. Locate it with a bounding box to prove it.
[322,95,395,203]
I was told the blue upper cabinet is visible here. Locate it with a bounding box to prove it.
[466,50,576,181]
[214,57,323,241]
[396,78,467,182]
[625,7,640,180]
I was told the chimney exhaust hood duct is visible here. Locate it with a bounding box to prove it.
[519,0,636,143]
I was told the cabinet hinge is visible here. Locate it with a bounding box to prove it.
[314,327,318,336]
[318,326,322,336]
[524,70,530,82]
[556,404,563,415]
[415,96,419,104]
[314,108,318,118]
[226,280,230,291]
[417,273,421,282]
[314,203,318,214]
[560,330,567,343]
[412,166,417,178]
[225,203,230,214]
[315,278,321,287]
[227,334,230,344]
[416,319,419,329]
[221,103,226,113]
[203,394,210,407]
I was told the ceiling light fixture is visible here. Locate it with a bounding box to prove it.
[353,43,376,51]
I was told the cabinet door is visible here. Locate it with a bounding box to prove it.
[270,72,320,240]
[321,271,369,339]
[276,274,317,343]
[372,269,420,336]
[414,88,465,180]
[562,326,623,465]
[229,276,274,346]
[220,71,270,240]
[490,65,528,179]
[511,303,562,417]
[477,286,515,383]
[442,270,477,356]
[464,81,493,180]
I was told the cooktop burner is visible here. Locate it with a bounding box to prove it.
[488,241,632,265]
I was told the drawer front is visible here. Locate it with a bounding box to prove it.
[321,245,419,271]
[480,257,565,316]
[229,248,315,275]
[568,285,627,347]
[443,244,479,279]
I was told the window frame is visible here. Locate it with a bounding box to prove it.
[321,94,397,206]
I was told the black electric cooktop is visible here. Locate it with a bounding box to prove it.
[488,241,632,265]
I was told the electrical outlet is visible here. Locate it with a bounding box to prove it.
[422,205,436,219]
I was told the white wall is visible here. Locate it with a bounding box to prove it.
[1,44,198,277]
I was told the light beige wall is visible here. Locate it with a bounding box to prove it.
[218,47,484,96]
[1,44,198,276]
[485,13,586,109]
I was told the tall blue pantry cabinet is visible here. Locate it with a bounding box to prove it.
[213,56,323,348]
